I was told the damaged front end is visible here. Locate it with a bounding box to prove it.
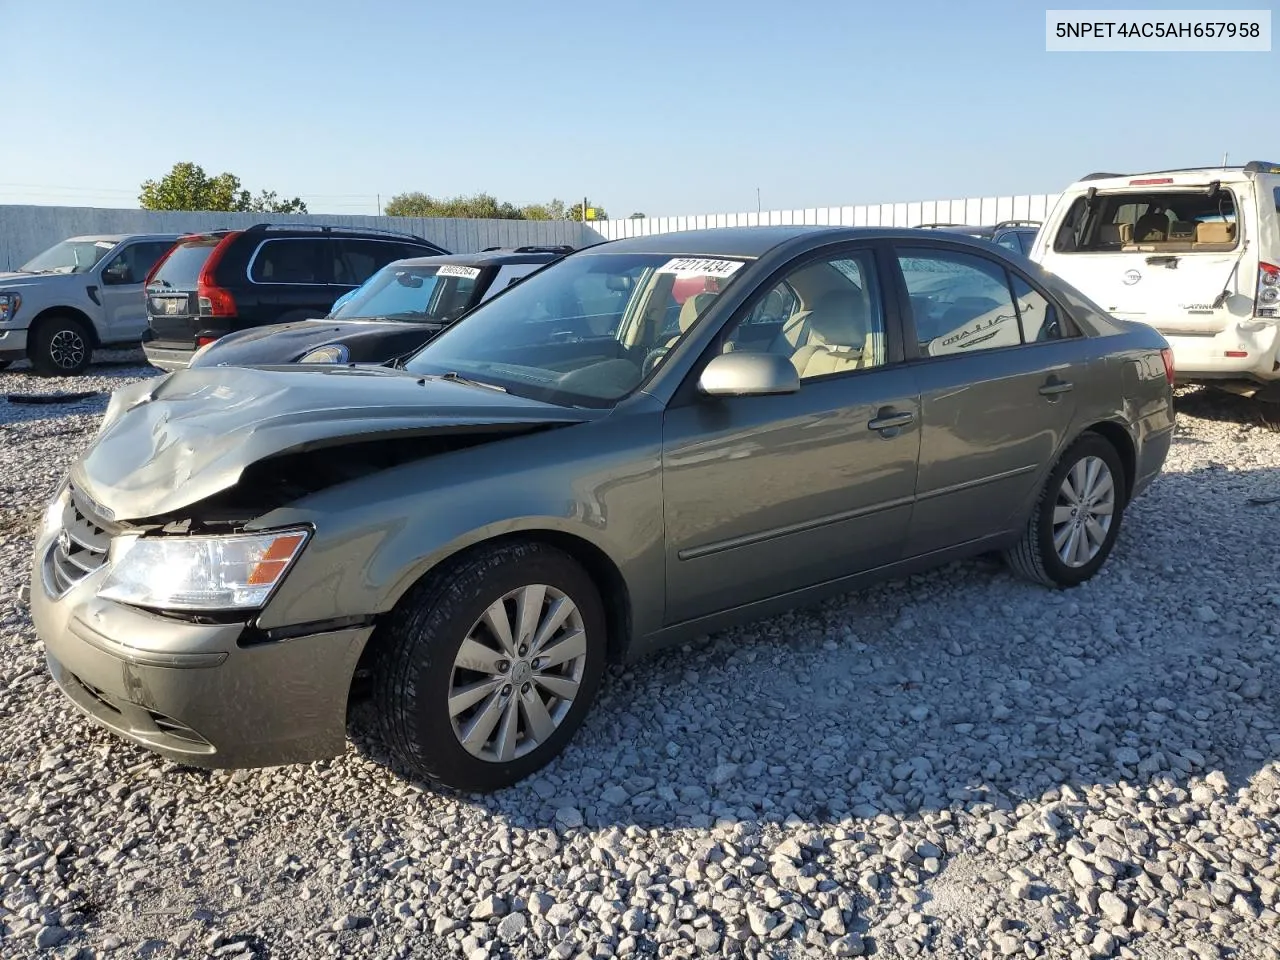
[29,363,594,768]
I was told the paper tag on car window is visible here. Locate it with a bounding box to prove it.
[437,264,481,279]
[655,257,744,278]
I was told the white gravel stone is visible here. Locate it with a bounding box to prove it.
[0,372,1277,959]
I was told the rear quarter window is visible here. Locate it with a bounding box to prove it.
[249,239,326,284]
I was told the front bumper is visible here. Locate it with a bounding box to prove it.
[28,530,373,768]
[0,326,29,362]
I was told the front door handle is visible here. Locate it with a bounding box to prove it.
[868,409,915,432]
[1039,377,1074,397]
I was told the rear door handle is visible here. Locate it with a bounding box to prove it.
[868,409,915,432]
[1039,377,1074,397]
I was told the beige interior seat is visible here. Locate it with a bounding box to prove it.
[788,291,874,378]
[1193,221,1236,248]
[1169,220,1196,241]
[1097,223,1124,246]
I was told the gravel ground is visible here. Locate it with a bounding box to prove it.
[1,352,1279,960]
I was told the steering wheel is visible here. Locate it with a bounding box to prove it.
[642,346,671,377]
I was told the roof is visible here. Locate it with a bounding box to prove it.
[394,248,571,269]
[574,225,1026,259]
[66,233,180,243]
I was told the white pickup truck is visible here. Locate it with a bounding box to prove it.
[0,233,179,375]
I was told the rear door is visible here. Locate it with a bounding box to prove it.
[248,237,331,321]
[893,242,1090,557]
[146,236,222,344]
[1039,182,1254,336]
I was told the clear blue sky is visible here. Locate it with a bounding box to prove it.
[3,0,1275,217]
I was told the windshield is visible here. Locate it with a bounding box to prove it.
[403,251,750,407]
[331,262,483,323]
[20,239,118,275]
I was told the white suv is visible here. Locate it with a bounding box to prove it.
[1032,160,1280,401]
[0,233,179,375]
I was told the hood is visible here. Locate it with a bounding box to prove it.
[74,364,591,521]
[192,318,445,367]
[0,270,80,289]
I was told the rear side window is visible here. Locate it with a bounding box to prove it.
[1274,186,1280,214]
[1053,189,1239,253]
[897,248,1021,356]
[250,239,326,284]
[333,240,409,286]
[1010,274,1069,342]
[149,238,219,288]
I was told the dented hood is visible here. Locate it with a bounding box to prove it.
[74,364,590,521]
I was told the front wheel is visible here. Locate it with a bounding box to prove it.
[30,315,93,376]
[1004,432,1126,589]
[373,541,606,792]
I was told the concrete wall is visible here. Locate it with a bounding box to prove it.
[590,193,1063,241]
[0,205,601,271]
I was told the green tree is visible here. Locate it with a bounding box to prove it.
[139,162,307,213]
[385,191,529,219]
[567,200,607,222]
[519,199,568,221]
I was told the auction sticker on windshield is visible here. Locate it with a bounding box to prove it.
[437,264,481,279]
[655,257,745,279]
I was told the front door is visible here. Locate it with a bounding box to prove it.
[98,240,175,341]
[892,243,1088,557]
[661,245,922,625]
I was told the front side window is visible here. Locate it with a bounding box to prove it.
[249,239,326,284]
[718,252,886,379]
[897,247,1022,356]
[20,239,118,275]
[334,240,408,286]
[105,240,176,285]
[403,252,751,406]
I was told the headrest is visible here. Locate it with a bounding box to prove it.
[679,292,718,332]
[806,290,867,344]
[1195,221,1235,243]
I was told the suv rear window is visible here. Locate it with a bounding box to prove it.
[1052,189,1239,253]
[148,237,220,288]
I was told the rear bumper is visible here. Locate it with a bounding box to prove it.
[0,326,29,362]
[1162,320,1280,383]
[142,343,195,372]
[30,530,372,769]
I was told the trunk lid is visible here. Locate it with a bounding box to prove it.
[145,236,223,341]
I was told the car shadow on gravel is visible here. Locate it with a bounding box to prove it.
[1174,385,1280,432]
[347,463,1280,845]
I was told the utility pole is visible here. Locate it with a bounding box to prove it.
[757,187,761,213]
[376,193,382,216]
[583,196,588,223]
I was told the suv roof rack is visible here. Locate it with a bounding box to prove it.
[1243,160,1280,174]
[243,222,431,243]
[914,222,966,229]
[1079,172,1128,181]
[994,220,1041,229]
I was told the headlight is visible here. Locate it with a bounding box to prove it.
[41,482,70,538]
[299,343,349,364]
[0,292,21,323]
[98,528,310,611]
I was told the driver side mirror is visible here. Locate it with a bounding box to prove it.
[102,259,132,284]
[698,351,799,397]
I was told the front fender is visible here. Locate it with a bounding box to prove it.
[252,412,667,639]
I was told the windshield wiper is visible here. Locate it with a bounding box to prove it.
[434,371,507,393]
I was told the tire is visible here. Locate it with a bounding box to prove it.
[1003,432,1127,589]
[373,540,607,792]
[30,315,93,376]
[0,360,11,370]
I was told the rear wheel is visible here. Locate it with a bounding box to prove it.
[1004,432,1126,588]
[373,541,606,792]
[30,315,93,376]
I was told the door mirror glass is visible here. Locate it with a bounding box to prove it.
[101,256,132,285]
[698,351,800,397]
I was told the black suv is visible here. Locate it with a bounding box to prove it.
[186,245,579,369]
[915,220,1041,255]
[141,223,449,371]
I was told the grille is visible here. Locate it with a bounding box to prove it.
[47,486,120,595]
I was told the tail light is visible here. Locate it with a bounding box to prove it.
[1256,262,1279,317]
[197,232,242,317]
[196,336,219,348]
[1160,347,1176,385]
